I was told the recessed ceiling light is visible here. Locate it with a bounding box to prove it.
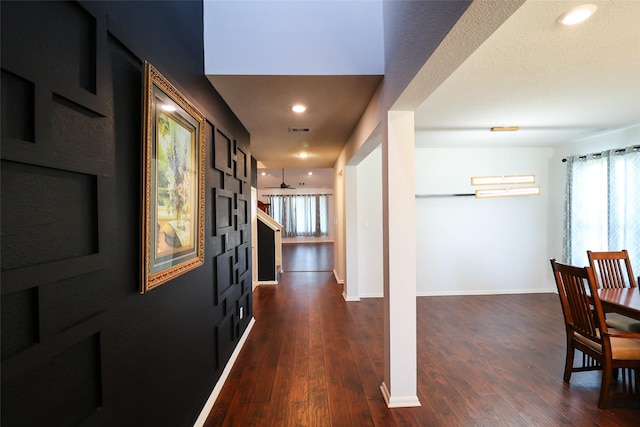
[261,172,266,176]
[308,171,313,176]
[298,152,308,159]
[557,4,597,25]
[292,104,307,113]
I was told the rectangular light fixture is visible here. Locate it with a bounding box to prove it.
[475,186,540,199]
[471,174,536,186]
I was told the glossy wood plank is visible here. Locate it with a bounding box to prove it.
[205,244,639,426]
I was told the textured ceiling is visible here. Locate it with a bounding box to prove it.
[414,0,640,147]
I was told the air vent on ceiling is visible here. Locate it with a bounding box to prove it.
[288,127,311,133]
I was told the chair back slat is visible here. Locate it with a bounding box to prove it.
[587,249,637,289]
[551,260,606,344]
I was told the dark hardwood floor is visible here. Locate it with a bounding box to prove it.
[205,244,639,426]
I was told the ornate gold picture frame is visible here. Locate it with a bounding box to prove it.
[141,61,205,292]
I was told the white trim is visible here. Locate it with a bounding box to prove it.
[251,187,258,292]
[359,293,383,298]
[416,288,556,297]
[258,281,278,286]
[282,239,334,244]
[342,291,361,302]
[193,317,256,427]
[380,382,421,408]
[333,269,344,284]
[340,291,556,299]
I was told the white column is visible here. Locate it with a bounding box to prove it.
[344,165,361,301]
[380,111,420,408]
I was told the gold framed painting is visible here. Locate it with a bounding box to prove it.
[141,61,205,292]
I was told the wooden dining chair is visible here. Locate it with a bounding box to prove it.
[588,250,640,332]
[587,249,637,289]
[550,259,640,408]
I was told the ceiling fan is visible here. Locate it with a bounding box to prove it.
[267,169,296,189]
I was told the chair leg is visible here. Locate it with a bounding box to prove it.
[598,362,613,409]
[564,342,575,382]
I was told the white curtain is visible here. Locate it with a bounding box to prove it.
[266,194,330,238]
[564,146,640,269]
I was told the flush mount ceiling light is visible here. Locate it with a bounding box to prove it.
[475,186,540,199]
[471,174,536,186]
[291,104,307,113]
[557,4,597,25]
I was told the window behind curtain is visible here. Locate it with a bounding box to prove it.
[565,146,640,269]
[266,194,330,238]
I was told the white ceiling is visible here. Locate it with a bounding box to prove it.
[415,0,640,148]
[208,0,640,189]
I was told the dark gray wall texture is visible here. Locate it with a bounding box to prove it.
[1,1,253,425]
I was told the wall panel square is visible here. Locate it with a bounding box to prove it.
[1,70,35,143]
[1,160,98,271]
[213,188,234,236]
[213,128,233,175]
[1,334,102,426]
[1,288,38,359]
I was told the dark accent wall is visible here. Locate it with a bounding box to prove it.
[1,1,252,425]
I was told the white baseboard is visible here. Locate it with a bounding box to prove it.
[359,293,383,298]
[416,288,556,297]
[193,317,256,427]
[342,290,553,299]
[342,291,360,302]
[380,382,421,408]
[258,281,278,286]
[333,269,344,284]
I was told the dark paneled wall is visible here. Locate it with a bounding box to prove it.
[1,1,252,425]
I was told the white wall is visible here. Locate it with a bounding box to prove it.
[356,147,384,297]
[340,124,639,298]
[204,1,384,75]
[415,145,554,295]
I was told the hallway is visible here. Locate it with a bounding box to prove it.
[204,244,639,426]
[205,242,385,425]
